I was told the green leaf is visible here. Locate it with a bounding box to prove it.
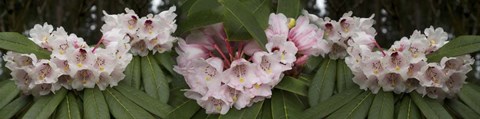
[0,32,50,59]
[167,99,201,119]
[336,59,346,93]
[122,56,142,89]
[219,100,264,119]
[308,59,337,106]
[446,99,480,118]
[302,88,364,119]
[103,88,155,119]
[154,51,176,75]
[220,0,268,49]
[257,99,272,119]
[177,8,223,35]
[397,95,422,119]
[185,0,220,17]
[458,83,480,114]
[55,92,81,119]
[223,0,271,41]
[427,36,480,62]
[326,92,374,119]
[84,87,110,119]
[410,92,452,119]
[303,56,323,74]
[0,95,32,119]
[22,88,67,119]
[275,76,309,96]
[191,109,210,119]
[368,91,394,119]
[141,55,169,103]
[0,80,20,109]
[276,0,302,18]
[114,84,173,118]
[271,90,306,119]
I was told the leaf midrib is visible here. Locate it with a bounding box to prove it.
[106,89,136,119]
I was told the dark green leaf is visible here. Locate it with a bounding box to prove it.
[223,0,271,41]
[103,88,155,119]
[410,92,452,119]
[368,91,394,119]
[167,99,201,119]
[276,0,301,18]
[220,0,268,49]
[0,80,20,109]
[302,88,364,119]
[22,88,67,119]
[114,84,173,118]
[258,99,272,119]
[446,99,480,118]
[275,76,308,96]
[458,84,480,114]
[0,95,32,119]
[271,90,306,119]
[0,32,50,59]
[308,59,337,106]
[122,56,141,89]
[177,8,223,35]
[219,100,264,119]
[185,0,220,17]
[84,87,110,119]
[397,95,422,119]
[326,92,374,119]
[153,51,176,75]
[141,55,169,103]
[191,109,210,119]
[303,56,323,74]
[336,59,346,93]
[427,36,480,62]
[55,92,81,119]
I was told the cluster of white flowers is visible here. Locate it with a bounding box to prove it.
[101,6,178,56]
[3,23,132,96]
[174,23,296,114]
[345,26,474,99]
[302,11,378,59]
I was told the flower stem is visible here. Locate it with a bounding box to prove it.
[92,36,105,53]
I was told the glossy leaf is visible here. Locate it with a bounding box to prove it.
[308,59,337,106]
[103,88,155,119]
[0,96,32,119]
[0,32,50,59]
[167,99,201,119]
[84,87,110,119]
[154,51,176,75]
[219,100,264,119]
[368,91,394,119]
[223,0,271,41]
[277,0,301,18]
[275,76,309,96]
[258,99,272,119]
[326,92,374,119]
[114,84,173,118]
[141,55,169,103]
[446,99,480,119]
[22,88,67,119]
[427,35,480,62]
[0,80,20,109]
[177,8,223,35]
[271,90,306,119]
[303,56,323,74]
[458,84,480,114]
[220,0,268,49]
[122,56,142,89]
[302,88,364,119]
[397,95,422,119]
[55,92,81,119]
[410,92,452,119]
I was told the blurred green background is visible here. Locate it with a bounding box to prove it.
[0,0,479,81]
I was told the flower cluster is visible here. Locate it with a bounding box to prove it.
[3,23,132,96]
[101,6,178,56]
[174,23,295,114]
[345,26,474,99]
[303,11,378,59]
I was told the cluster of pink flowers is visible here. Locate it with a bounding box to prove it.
[101,6,178,56]
[345,26,474,99]
[3,23,132,96]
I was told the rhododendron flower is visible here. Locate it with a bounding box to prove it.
[345,26,473,99]
[174,23,294,114]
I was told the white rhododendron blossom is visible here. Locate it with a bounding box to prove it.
[174,23,295,114]
[3,23,132,96]
[345,26,473,99]
[301,11,378,59]
[101,6,178,56]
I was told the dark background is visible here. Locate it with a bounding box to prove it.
[1,0,480,80]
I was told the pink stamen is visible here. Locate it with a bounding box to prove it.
[92,36,105,53]
[372,38,386,56]
[214,44,231,66]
